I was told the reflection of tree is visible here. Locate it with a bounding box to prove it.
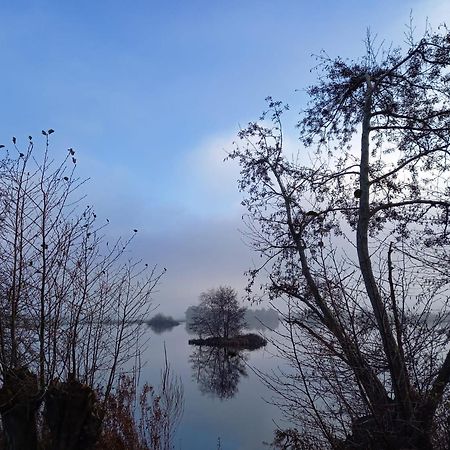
[148,322,178,334]
[189,346,249,400]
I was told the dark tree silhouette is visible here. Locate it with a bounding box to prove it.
[189,286,246,339]
[0,134,162,449]
[229,26,450,449]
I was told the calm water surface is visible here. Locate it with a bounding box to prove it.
[141,324,286,450]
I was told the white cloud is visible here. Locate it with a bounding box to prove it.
[184,130,241,205]
[182,126,308,216]
[182,131,242,217]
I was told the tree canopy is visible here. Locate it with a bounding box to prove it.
[229,26,450,449]
[189,286,247,339]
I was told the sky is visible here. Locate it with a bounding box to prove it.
[0,0,448,317]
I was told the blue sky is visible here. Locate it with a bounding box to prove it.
[0,0,448,315]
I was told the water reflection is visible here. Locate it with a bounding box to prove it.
[143,325,284,449]
[189,346,249,400]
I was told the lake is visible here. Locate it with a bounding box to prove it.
[140,324,286,450]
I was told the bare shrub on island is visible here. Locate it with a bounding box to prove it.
[189,286,246,340]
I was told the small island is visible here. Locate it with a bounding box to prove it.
[186,286,267,351]
[188,333,267,350]
[147,313,180,334]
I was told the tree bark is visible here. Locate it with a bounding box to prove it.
[356,76,412,420]
[0,368,40,450]
[44,377,103,450]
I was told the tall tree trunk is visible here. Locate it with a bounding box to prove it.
[356,76,412,420]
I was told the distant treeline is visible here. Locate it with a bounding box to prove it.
[185,306,278,334]
[244,308,279,330]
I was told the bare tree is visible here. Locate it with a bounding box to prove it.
[0,133,163,449]
[229,26,450,449]
[190,286,247,339]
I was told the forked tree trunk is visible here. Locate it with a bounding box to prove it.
[0,368,41,450]
[44,377,103,450]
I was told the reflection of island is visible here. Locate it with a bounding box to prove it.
[189,345,249,400]
[147,313,180,334]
